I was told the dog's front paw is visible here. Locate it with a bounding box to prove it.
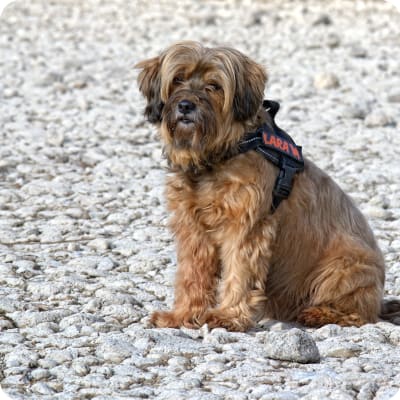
[202,309,253,332]
[150,310,182,328]
[150,310,202,329]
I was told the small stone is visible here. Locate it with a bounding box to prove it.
[313,324,341,339]
[203,327,234,344]
[313,14,332,26]
[364,111,395,127]
[111,239,137,257]
[31,382,56,395]
[8,309,73,328]
[259,320,296,331]
[387,90,400,103]
[0,332,24,345]
[37,358,59,369]
[72,362,90,376]
[180,326,205,340]
[30,368,51,380]
[61,325,83,338]
[106,212,130,224]
[357,382,379,400]
[39,71,64,86]
[167,356,190,372]
[318,340,362,358]
[0,298,20,313]
[350,46,367,58]
[302,389,353,400]
[80,373,106,388]
[97,257,115,271]
[261,328,320,363]
[53,82,68,93]
[342,101,370,119]
[260,392,299,400]
[1,374,29,387]
[14,260,36,278]
[0,317,15,330]
[326,33,341,49]
[80,150,107,166]
[3,88,18,98]
[164,377,202,390]
[71,80,88,89]
[96,334,140,363]
[46,131,65,146]
[314,72,340,90]
[88,238,110,251]
[5,347,39,368]
[65,208,84,219]
[76,96,90,111]
[44,349,73,365]
[362,205,392,220]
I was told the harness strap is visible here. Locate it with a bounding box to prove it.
[238,100,304,212]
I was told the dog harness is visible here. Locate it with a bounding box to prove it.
[238,100,304,212]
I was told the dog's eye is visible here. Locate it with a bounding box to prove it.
[173,76,184,85]
[206,83,222,92]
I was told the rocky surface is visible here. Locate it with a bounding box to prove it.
[0,0,400,399]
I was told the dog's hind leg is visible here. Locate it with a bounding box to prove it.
[297,237,385,328]
[298,301,372,328]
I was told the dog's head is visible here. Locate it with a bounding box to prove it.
[136,41,267,171]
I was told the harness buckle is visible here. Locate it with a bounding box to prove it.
[272,161,298,211]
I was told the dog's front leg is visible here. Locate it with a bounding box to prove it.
[203,218,276,331]
[202,219,276,332]
[151,224,219,329]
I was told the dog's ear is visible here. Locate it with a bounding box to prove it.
[233,58,267,121]
[135,56,164,123]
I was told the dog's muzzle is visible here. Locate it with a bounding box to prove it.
[176,100,196,124]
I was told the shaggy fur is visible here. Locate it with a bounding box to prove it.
[135,41,393,332]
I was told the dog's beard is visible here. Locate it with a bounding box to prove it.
[166,110,203,150]
[162,94,218,165]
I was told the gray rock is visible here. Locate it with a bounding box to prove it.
[261,328,320,363]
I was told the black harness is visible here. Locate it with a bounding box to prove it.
[238,100,304,212]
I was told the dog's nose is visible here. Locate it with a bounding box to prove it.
[178,100,196,114]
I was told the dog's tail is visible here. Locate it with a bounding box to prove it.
[380,298,400,324]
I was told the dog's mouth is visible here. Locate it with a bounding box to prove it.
[177,116,195,125]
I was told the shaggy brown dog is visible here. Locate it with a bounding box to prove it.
[135,41,387,331]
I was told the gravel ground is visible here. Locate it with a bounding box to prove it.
[1,0,400,399]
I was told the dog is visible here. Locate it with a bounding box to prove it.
[135,41,397,331]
